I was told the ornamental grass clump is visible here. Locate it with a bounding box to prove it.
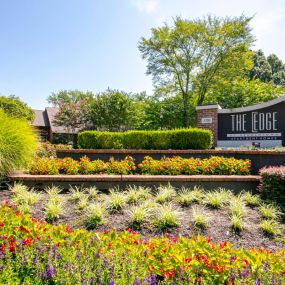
[191,205,209,228]
[126,186,141,204]
[107,189,127,212]
[260,219,280,236]
[177,186,204,206]
[10,183,40,206]
[70,186,84,202]
[259,204,282,220]
[45,186,63,204]
[85,186,98,200]
[153,203,182,230]
[85,203,107,229]
[0,110,39,177]
[228,196,247,218]
[204,188,232,209]
[177,187,193,206]
[126,204,152,227]
[155,184,176,204]
[45,201,64,222]
[76,197,89,212]
[231,213,245,232]
[242,191,261,207]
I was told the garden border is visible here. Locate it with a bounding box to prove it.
[9,173,261,192]
[56,149,285,175]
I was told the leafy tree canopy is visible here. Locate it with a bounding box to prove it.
[47,90,94,106]
[0,95,34,121]
[90,89,144,131]
[139,15,254,127]
[249,50,285,86]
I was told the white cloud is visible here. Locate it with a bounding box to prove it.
[131,0,159,14]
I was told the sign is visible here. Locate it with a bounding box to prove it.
[201,117,212,124]
[217,96,285,147]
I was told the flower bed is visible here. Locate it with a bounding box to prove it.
[29,156,136,175]
[0,203,284,284]
[29,156,251,176]
[139,156,251,175]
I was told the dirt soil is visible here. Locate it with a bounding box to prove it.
[0,189,284,251]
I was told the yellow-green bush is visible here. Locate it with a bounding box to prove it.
[78,128,213,150]
[0,110,39,176]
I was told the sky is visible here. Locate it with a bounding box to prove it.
[0,0,284,109]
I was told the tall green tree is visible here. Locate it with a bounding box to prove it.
[52,98,90,147]
[139,15,254,127]
[0,95,34,121]
[249,50,285,86]
[90,89,143,131]
[208,77,285,108]
[47,90,94,106]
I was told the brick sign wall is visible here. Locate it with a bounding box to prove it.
[196,95,285,148]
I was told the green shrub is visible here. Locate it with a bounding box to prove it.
[0,110,39,176]
[78,128,212,150]
[259,166,285,211]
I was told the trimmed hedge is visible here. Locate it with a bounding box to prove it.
[78,129,213,150]
[259,166,285,211]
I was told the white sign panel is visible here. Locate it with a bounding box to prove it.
[201,117,212,124]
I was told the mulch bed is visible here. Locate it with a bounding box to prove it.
[0,189,284,251]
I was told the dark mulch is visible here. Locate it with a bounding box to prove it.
[0,189,284,251]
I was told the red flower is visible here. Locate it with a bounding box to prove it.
[168,270,175,278]
[66,224,72,234]
[23,237,34,246]
[19,225,31,233]
[220,241,228,249]
[2,201,8,207]
[197,277,203,283]
[185,257,192,263]
[207,236,212,243]
[0,222,4,227]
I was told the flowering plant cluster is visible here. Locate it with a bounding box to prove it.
[139,156,251,175]
[0,202,284,284]
[29,156,136,175]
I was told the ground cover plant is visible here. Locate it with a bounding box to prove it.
[29,155,251,175]
[78,128,213,150]
[2,183,284,252]
[0,201,284,284]
[139,156,251,175]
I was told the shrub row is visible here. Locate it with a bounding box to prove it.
[29,156,136,175]
[29,155,251,175]
[139,156,251,175]
[78,128,213,150]
[0,203,284,284]
[259,166,285,211]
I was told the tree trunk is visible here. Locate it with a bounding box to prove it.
[182,93,190,127]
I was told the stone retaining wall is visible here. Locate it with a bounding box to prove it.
[9,173,260,192]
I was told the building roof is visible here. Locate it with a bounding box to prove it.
[32,107,81,134]
[32,110,50,127]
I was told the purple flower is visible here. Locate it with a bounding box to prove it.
[255,278,261,285]
[230,272,236,283]
[46,264,53,279]
[264,261,271,272]
[230,255,236,264]
[109,280,115,285]
[134,278,141,285]
[147,274,157,285]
